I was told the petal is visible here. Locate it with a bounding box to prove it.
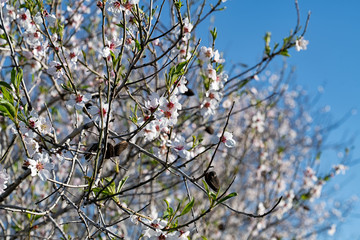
[225,139,236,148]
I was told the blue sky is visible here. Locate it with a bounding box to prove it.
[199,0,360,238]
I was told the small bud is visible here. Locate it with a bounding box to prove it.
[205,126,214,135]
[204,171,220,192]
[218,223,225,231]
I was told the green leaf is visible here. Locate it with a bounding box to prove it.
[279,49,290,57]
[0,81,12,89]
[210,192,217,201]
[11,68,16,86]
[16,68,23,90]
[134,39,141,51]
[175,61,187,74]
[323,174,331,181]
[277,146,285,154]
[264,32,271,55]
[179,198,194,217]
[210,27,217,41]
[0,99,16,121]
[82,50,87,62]
[116,176,128,192]
[216,192,237,205]
[174,1,182,9]
[163,199,174,220]
[1,86,14,104]
[202,180,210,195]
[238,78,250,89]
[203,76,210,91]
[300,193,311,200]
[273,42,279,51]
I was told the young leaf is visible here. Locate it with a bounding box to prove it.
[179,198,194,217]
[216,192,238,205]
[0,81,12,90]
[0,99,16,121]
[116,176,129,192]
[1,87,14,104]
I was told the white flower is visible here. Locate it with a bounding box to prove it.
[34,12,43,25]
[182,17,193,42]
[171,135,192,159]
[28,153,54,181]
[142,218,168,239]
[88,103,110,125]
[24,60,41,75]
[37,116,52,135]
[167,230,190,240]
[47,61,64,79]
[160,95,182,113]
[145,92,160,114]
[101,46,111,58]
[17,8,32,29]
[45,14,57,27]
[120,37,136,51]
[24,138,39,157]
[0,164,9,194]
[67,93,92,110]
[220,131,236,148]
[23,29,42,46]
[333,164,348,175]
[32,40,49,58]
[206,64,217,81]
[327,224,336,236]
[4,5,16,21]
[67,47,80,67]
[213,50,225,63]
[174,76,188,94]
[106,0,125,16]
[295,37,309,51]
[210,72,227,91]
[178,45,192,62]
[206,90,222,102]
[142,119,167,141]
[159,95,181,126]
[199,46,214,61]
[251,112,265,133]
[303,167,318,189]
[200,99,218,117]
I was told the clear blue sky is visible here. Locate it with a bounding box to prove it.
[199,0,360,238]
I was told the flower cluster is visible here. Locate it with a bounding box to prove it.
[199,46,227,118]
[140,218,189,240]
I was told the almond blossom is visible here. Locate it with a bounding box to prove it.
[28,153,54,181]
[67,93,92,110]
[200,98,218,117]
[47,61,64,79]
[295,36,309,51]
[171,135,192,159]
[251,111,265,133]
[88,103,110,125]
